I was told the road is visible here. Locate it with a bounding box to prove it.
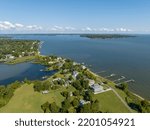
[111,88,133,113]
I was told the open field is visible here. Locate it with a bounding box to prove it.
[0,83,130,113]
[94,90,131,113]
[0,84,75,113]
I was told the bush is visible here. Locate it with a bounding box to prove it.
[72,98,79,107]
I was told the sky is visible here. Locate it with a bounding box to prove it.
[0,0,150,33]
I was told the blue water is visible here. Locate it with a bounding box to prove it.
[0,34,150,99]
[0,62,56,85]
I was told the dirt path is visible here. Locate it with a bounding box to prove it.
[111,88,133,112]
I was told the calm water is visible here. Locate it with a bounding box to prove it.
[0,34,150,99]
[0,62,56,85]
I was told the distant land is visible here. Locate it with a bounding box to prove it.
[80,34,135,39]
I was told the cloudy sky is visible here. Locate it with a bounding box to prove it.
[0,0,150,33]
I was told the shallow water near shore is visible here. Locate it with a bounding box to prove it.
[0,34,150,100]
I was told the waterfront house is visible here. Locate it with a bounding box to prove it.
[5,54,15,59]
[73,62,80,66]
[48,61,54,64]
[52,78,62,81]
[82,65,86,70]
[91,84,104,94]
[89,79,95,86]
[19,55,22,58]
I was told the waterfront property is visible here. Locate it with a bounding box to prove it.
[91,84,104,94]
[89,79,95,86]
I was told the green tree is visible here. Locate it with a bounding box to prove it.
[80,79,89,89]
[61,91,70,99]
[33,81,42,92]
[72,80,82,90]
[91,100,100,113]
[116,83,128,92]
[72,98,79,107]
[49,102,60,113]
[84,91,94,101]
[80,104,91,113]
[73,90,80,96]
[141,100,149,108]
[41,101,50,113]
[62,99,71,110]
[43,81,50,90]
[76,73,84,80]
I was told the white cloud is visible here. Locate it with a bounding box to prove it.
[82,27,93,31]
[0,21,133,33]
[99,28,114,32]
[115,28,132,32]
[50,26,76,32]
[51,28,58,31]
[0,21,15,30]
[65,26,75,30]
[54,26,63,30]
[26,25,42,30]
[15,23,24,28]
[81,27,132,32]
[0,21,42,31]
[50,26,64,31]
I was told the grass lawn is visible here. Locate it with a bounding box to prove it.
[0,83,130,113]
[94,90,130,113]
[0,84,75,113]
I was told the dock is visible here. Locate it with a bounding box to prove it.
[116,79,135,85]
[96,70,106,74]
[113,76,125,82]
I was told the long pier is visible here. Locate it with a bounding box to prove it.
[113,76,125,82]
[116,79,135,85]
[96,70,106,74]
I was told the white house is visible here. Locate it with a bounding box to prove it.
[82,65,86,70]
[73,62,80,66]
[91,84,104,94]
[89,79,95,86]
[53,78,62,81]
[19,55,22,58]
[42,90,49,94]
[79,99,90,106]
[72,71,79,79]
[48,61,54,64]
[5,54,15,59]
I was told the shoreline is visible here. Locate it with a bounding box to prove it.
[88,69,149,102]
[0,54,149,113]
[0,38,149,105]
[1,52,148,102]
